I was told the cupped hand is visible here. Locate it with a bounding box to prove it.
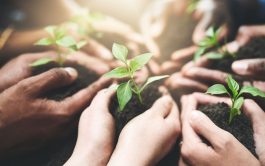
[180,93,263,166]
[0,68,111,159]
[65,86,116,166]
[108,95,181,166]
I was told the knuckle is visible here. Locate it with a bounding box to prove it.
[181,144,195,159]
[250,60,265,72]
[49,69,69,82]
[220,131,233,148]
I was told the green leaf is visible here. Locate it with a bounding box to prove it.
[194,47,206,61]
[30,57,54,67]
[76,40,87,49]
[226,75,239,98]
[239,86,265,98]
[45,26,57,36]
[206,52,225,60]
[206,27,215,37]
[206,84,229,95]
[140,75,169,92]
[233,97,244,110]
[117,81,132,111]
[112,43,128,63]
[56,36,77,48]
[34,38,54,46]
[129,53,153,72]
[103,67,130,78]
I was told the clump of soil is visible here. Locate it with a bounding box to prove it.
[32,62,100,100]
[199,103,257,157]
[110,83,180,165]
[208,37,265,73]
[156,13,197,63]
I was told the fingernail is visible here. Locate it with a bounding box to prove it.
[64,67,78,80]
[232,61,248,75]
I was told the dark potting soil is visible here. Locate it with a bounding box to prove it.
[208,36,265,73]
[156,13,197,63]
[198,103,257,157]
[32,62,100,100]
[110,83,180,166]
[0,62,100,166]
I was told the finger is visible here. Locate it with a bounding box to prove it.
[193,13,213,44]
[242,99,265,127]
[88,84,116,111]
[61,77,112,115]
[225,41,240,53]
[180,95,198,121]
[165,73,208,91]
[19,67,77,97]
[166,100,180,124]
[182,67,228,84]
[67,51,110,75]
[149,95,173,118]
[161,61,182,74]
[232,59,265,80]
[148,59,161,75]
[189,110,230,150]
[182,56,210,73]
[192,92,231,106]
[81,38,113,60]
[171,46,198,62]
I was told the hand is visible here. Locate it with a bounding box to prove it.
[108,95,180,166]
[0,68,111,159]
[180,93,262,165]
[65,86,116,166]
[226,25,265,53]
[0,51,110,92]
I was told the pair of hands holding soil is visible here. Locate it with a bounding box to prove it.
[63,86,265,166]
[166,25,265,95]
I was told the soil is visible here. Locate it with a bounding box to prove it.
[198,103,257,157]
[156,13,197,63]
[0,62,100,166]
[110,83,180,166]
[208,37,265,73]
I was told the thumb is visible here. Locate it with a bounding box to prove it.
[19,67,78,97]
[232,59,265,79]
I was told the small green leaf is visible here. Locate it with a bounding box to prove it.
[56,36,77,48]
[34,38,54,46]
[206,84,229,95]
[239,86,265,98]
[30,57,54,67]
[117,81,132,111]
[76,40,87,49]
[129,53,153,72]
[226,75,239,98]
[103,67,130,78]
[112,43,128,63]
[45,26,57,36]
[233,97,244,110]
[194,47,206,61]
[206,52,225,60]
[140,75,169,92]
[206,27,215,37]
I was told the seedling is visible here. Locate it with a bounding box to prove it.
[206,75,265,123]
[31,26,87,67]
[187,0,199,14]
[70,8,104,38]
[194,26,221,61]
[104,43,169,111]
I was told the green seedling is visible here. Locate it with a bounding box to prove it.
[206,75,265,123]
[104,43,169,111]
[70,8,104,37]
[187,0,199,14]
[194,26,221,61]
[31,26,87,67]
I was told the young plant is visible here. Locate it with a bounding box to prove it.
[104,43,169,111]
[186,0,199,14]
[194,26,221,61]
[206,75,265,123]
[31,26,87,67]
